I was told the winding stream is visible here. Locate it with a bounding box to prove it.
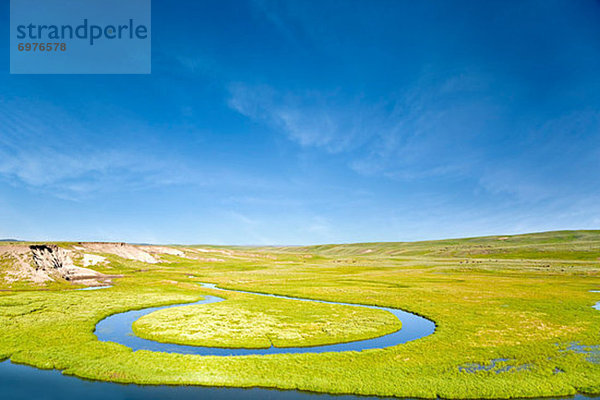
[94,282,436,356]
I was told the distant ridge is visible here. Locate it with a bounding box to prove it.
[0,239,22,242]
[258,229,600,259]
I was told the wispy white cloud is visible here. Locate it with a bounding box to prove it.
[227,75,600,209]
[0,100,202,199]
[228,83,384,153]
[227,73,495,180]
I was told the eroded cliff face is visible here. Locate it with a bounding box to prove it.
[0,245,53,284]
[0,242,188,287]
[28,244,109,285]
[30,245,74,271]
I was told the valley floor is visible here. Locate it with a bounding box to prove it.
[0,230,600,398]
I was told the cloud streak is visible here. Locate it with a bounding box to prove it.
[227,73,497,178]
[0,100,199,199]
[227,74,600,208]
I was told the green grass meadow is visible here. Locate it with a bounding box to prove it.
[1,230,600,398]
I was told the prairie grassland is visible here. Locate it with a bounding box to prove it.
[0,230,599,399]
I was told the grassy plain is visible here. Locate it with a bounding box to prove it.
[1,230,600,398]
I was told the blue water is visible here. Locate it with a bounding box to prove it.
[0,360,389,400]
[95,282,437,356]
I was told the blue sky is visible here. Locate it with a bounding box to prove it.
[1,0,599,244]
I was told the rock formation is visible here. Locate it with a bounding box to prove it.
[29,244,108,284]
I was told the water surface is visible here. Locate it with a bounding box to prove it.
[0,360,387,400]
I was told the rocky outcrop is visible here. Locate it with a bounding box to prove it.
[30,244,74,270]
[1,252,53,284]
[1,241,183,287]
[30,244,108,284]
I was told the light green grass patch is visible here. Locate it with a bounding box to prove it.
[132,296,401,348]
